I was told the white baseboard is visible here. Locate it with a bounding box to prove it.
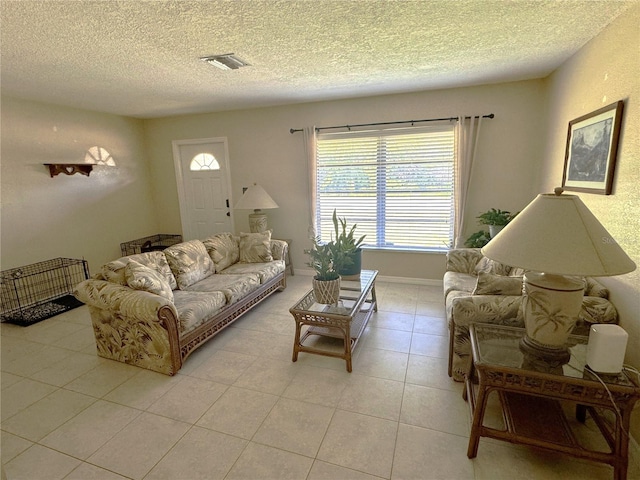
[293,268,442,287]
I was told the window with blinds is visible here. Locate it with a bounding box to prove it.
[315,125,455,251]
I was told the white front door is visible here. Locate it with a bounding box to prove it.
[172,138,234,240]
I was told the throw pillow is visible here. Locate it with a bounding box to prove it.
[164,240,215,289]
[474,256,512,276]
[473,271,523,296]
[239,231,273,263]
[125,260,174,301]
[203,233,240,272]
[102,251,177,290]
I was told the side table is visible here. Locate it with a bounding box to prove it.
[466,323,640,480]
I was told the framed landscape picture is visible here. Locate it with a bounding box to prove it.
[561,100,624,195]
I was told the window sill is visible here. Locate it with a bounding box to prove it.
[361,245,448,254]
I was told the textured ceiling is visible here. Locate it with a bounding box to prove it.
[0,0,635,118]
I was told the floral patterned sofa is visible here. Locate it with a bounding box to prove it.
[444,248,618,381]
[74,232,287,375]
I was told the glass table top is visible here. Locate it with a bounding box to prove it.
[472,323,637,388]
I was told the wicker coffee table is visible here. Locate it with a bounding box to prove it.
[466,323,640,480]
[289,270,378,372]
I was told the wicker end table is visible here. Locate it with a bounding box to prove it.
[289,270,378,372]
[465,323,640,480]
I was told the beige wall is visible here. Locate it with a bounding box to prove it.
[0,96,159,273]
[144,80,545,281]
[540,6,640,436]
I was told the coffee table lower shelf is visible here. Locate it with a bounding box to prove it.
[291,299,376,372]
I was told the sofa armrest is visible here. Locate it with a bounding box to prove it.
[446,248,483,274]
[74,279,182,375]
[270,239,288,262]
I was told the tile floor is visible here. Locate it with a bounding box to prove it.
[2,275,639,479]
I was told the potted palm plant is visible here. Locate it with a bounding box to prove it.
[306,235,343,304]
[332,210,366,277]
[477,208,518,238]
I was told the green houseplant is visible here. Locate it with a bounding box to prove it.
[464,230,491,248]
[477,208,518,238]
[332,210,366,277]
[306,235,343,304]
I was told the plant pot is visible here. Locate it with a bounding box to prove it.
[489,225,505,238]
[312,277,341,305]
[338,248,362,277]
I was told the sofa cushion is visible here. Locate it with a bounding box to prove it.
[172,290,227,334]
[124,260,174,301]
[203,233,240,272]
[185,273,261,304]
[474,256,512,276]
[102,251,177,290]
[473,272,523,296]
[443,271,477,298]
[239,231,273,263]
[164,240,215,289]
[219,260,286,284]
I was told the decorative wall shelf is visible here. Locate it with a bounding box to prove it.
[44,163,93,177]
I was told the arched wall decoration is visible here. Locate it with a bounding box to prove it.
[44,146,115,177]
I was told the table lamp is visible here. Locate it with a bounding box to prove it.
[234,183,279,233]
[481,188,636,362]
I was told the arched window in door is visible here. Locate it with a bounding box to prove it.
[190,153,220,171]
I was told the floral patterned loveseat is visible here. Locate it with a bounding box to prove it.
[444,248,618,381]
[74,232,287,375]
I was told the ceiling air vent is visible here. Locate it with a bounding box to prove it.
[200,53,250,70]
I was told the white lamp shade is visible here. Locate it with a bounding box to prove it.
[234,183,279,211]
[481,191,636,277]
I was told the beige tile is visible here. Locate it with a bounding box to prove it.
[409,332,448,358]
[0,371,23,390]
[233,357,297,395]
[318,409,397,478]
[1,378,57,421]
[308,460,381,480]
[64,462,130,479]
[253,397,334,457]
[145,426,247,480]
[282,365,350,407]
[197,386,278,439]
[361,326,412,353]
[369,311,415,332]
[0,431,32,464]
[29,351,104,387]
[5,444,80,480]
[400,384,469,436]
[416,301,446,318]
[189,348,256,384]
[64,360,139,397]
[2,344,72,377]
[2,388,96,441]
[413,314,448,336]
[352,347,408,381]
[338,374,404,421]
[225,442,313,480]
[392,423,474,479]
[87,412,190,479]
[406,354,459,391]
[41,400,141,459]
[52,324,96,351]
[104,368,180,409]
[148,375,227,423]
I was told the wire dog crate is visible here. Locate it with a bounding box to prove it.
[0,258,90,326]
[120,234,183,256]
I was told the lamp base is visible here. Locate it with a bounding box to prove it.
[522,272,584,352]
[248,212,268,233]
[519,335,570,367]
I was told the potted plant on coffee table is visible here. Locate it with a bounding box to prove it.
[306,235,343,305]
[477,208,518,238]
[332,210,366,278]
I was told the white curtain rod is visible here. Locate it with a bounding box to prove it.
[289,113,494,134]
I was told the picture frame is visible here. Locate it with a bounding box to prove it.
[561,100,624,195]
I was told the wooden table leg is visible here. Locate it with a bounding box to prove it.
[292,320,302,362]
[467,384,489,458]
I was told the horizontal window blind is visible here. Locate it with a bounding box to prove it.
[315,125,455,250]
